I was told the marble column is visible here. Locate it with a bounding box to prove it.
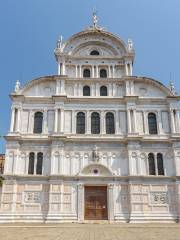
[112,65,115,78]
[127,109,132,133]
[43,109,48,133]
[58,63,61,75]
[108,66,111,78]
[100,111,105,134]
[60,109,64,133]
[16,107,21,132]
[72,110,76,134]
[115,110,120,134]
[96,66,99,78]
[125,63,129,76]
[75,65,78,78]
[92,65,95,78]
[108,184,114,221]
[129,62,133,76]
[170,109,176,134]
[133,109,137,133]
[157,110,163,134]
[79,65,82,78]
[143,111,149,134]
[86,111,91,134]
[60,80,65,95]
[54,108,58,133]
[10,107,15,132]
[77,183,84,222]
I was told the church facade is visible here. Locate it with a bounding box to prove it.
[1,17,180,223]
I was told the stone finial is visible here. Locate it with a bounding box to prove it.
[14,80,20,93]
[93,9,98,29]
[56,35,63,51]
[169,81,177,95]
[128,39,134,52]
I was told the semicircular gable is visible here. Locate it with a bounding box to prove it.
[19,77,56,97]
[133,77,173,97]
[72,41,119,56]
[79,163,113,176]
[63,30,128,56]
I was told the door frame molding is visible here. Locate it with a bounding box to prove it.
[77,182,114,222]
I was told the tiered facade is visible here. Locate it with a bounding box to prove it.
[1,18,180,223]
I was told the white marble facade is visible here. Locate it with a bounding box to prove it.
[1,18,180,223]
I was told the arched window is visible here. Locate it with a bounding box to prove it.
[90,50,99,55]
[106,112,115,134]
[83,69,91,78]
[91,112,100,134]
[100,86,107,96]
[77,112,85,134]
[148,113,158,134]
[157,153,164,175]
[83,86,90,96]
[28,152,35,174]
[148,153,156,175]
[33,112,43,134]
[36,152,43,175]
[100,69,107,78]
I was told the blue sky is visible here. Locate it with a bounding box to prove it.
[0,0,180,152]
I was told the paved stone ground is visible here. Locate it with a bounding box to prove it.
[0,223,180,240]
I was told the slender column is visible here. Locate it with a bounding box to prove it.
[54,108,58,132]
[133,109,137,133]
[100,111,105,134]
[60,109,64,132]
[170,109,176,134]
[28,110,34,133]
[157,110,163,134]
[60,80,65,95]
[127,109,132,133]
[72,110,76,134]
[115,110,120,134]
[129,62,133,76]
[96,83,99,96]
[174,110,180,133]
[75,65,78,78]
[79,83,83,97]
[43,110,48,133]
[112,65,115,78]
[58,63,61,75]
[86,111,91,134]
[10,107,15,132]
[112,83,116,96]
[92,65,95,78]
[143,111,149,134]
[96,66,99,78]
[79,65,82,78]
[62,62,66,75]
[16,107,21,132]
[59,151,64,174]
[108,184,114,221]
[74,83,78,96]
[77,183,84,222]
[108,66,111,78]
[56,80,61,95]
[108,83,113,96]
[125,63,129,76]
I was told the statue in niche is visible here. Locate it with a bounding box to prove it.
[92,145,99,162]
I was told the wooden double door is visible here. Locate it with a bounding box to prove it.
[84,186,108,220]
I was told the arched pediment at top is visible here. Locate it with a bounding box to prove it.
[19,77,56,97]
[62,30,128,57]
[79,163,113,177]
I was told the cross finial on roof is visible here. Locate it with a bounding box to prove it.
[93,8,98,28]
